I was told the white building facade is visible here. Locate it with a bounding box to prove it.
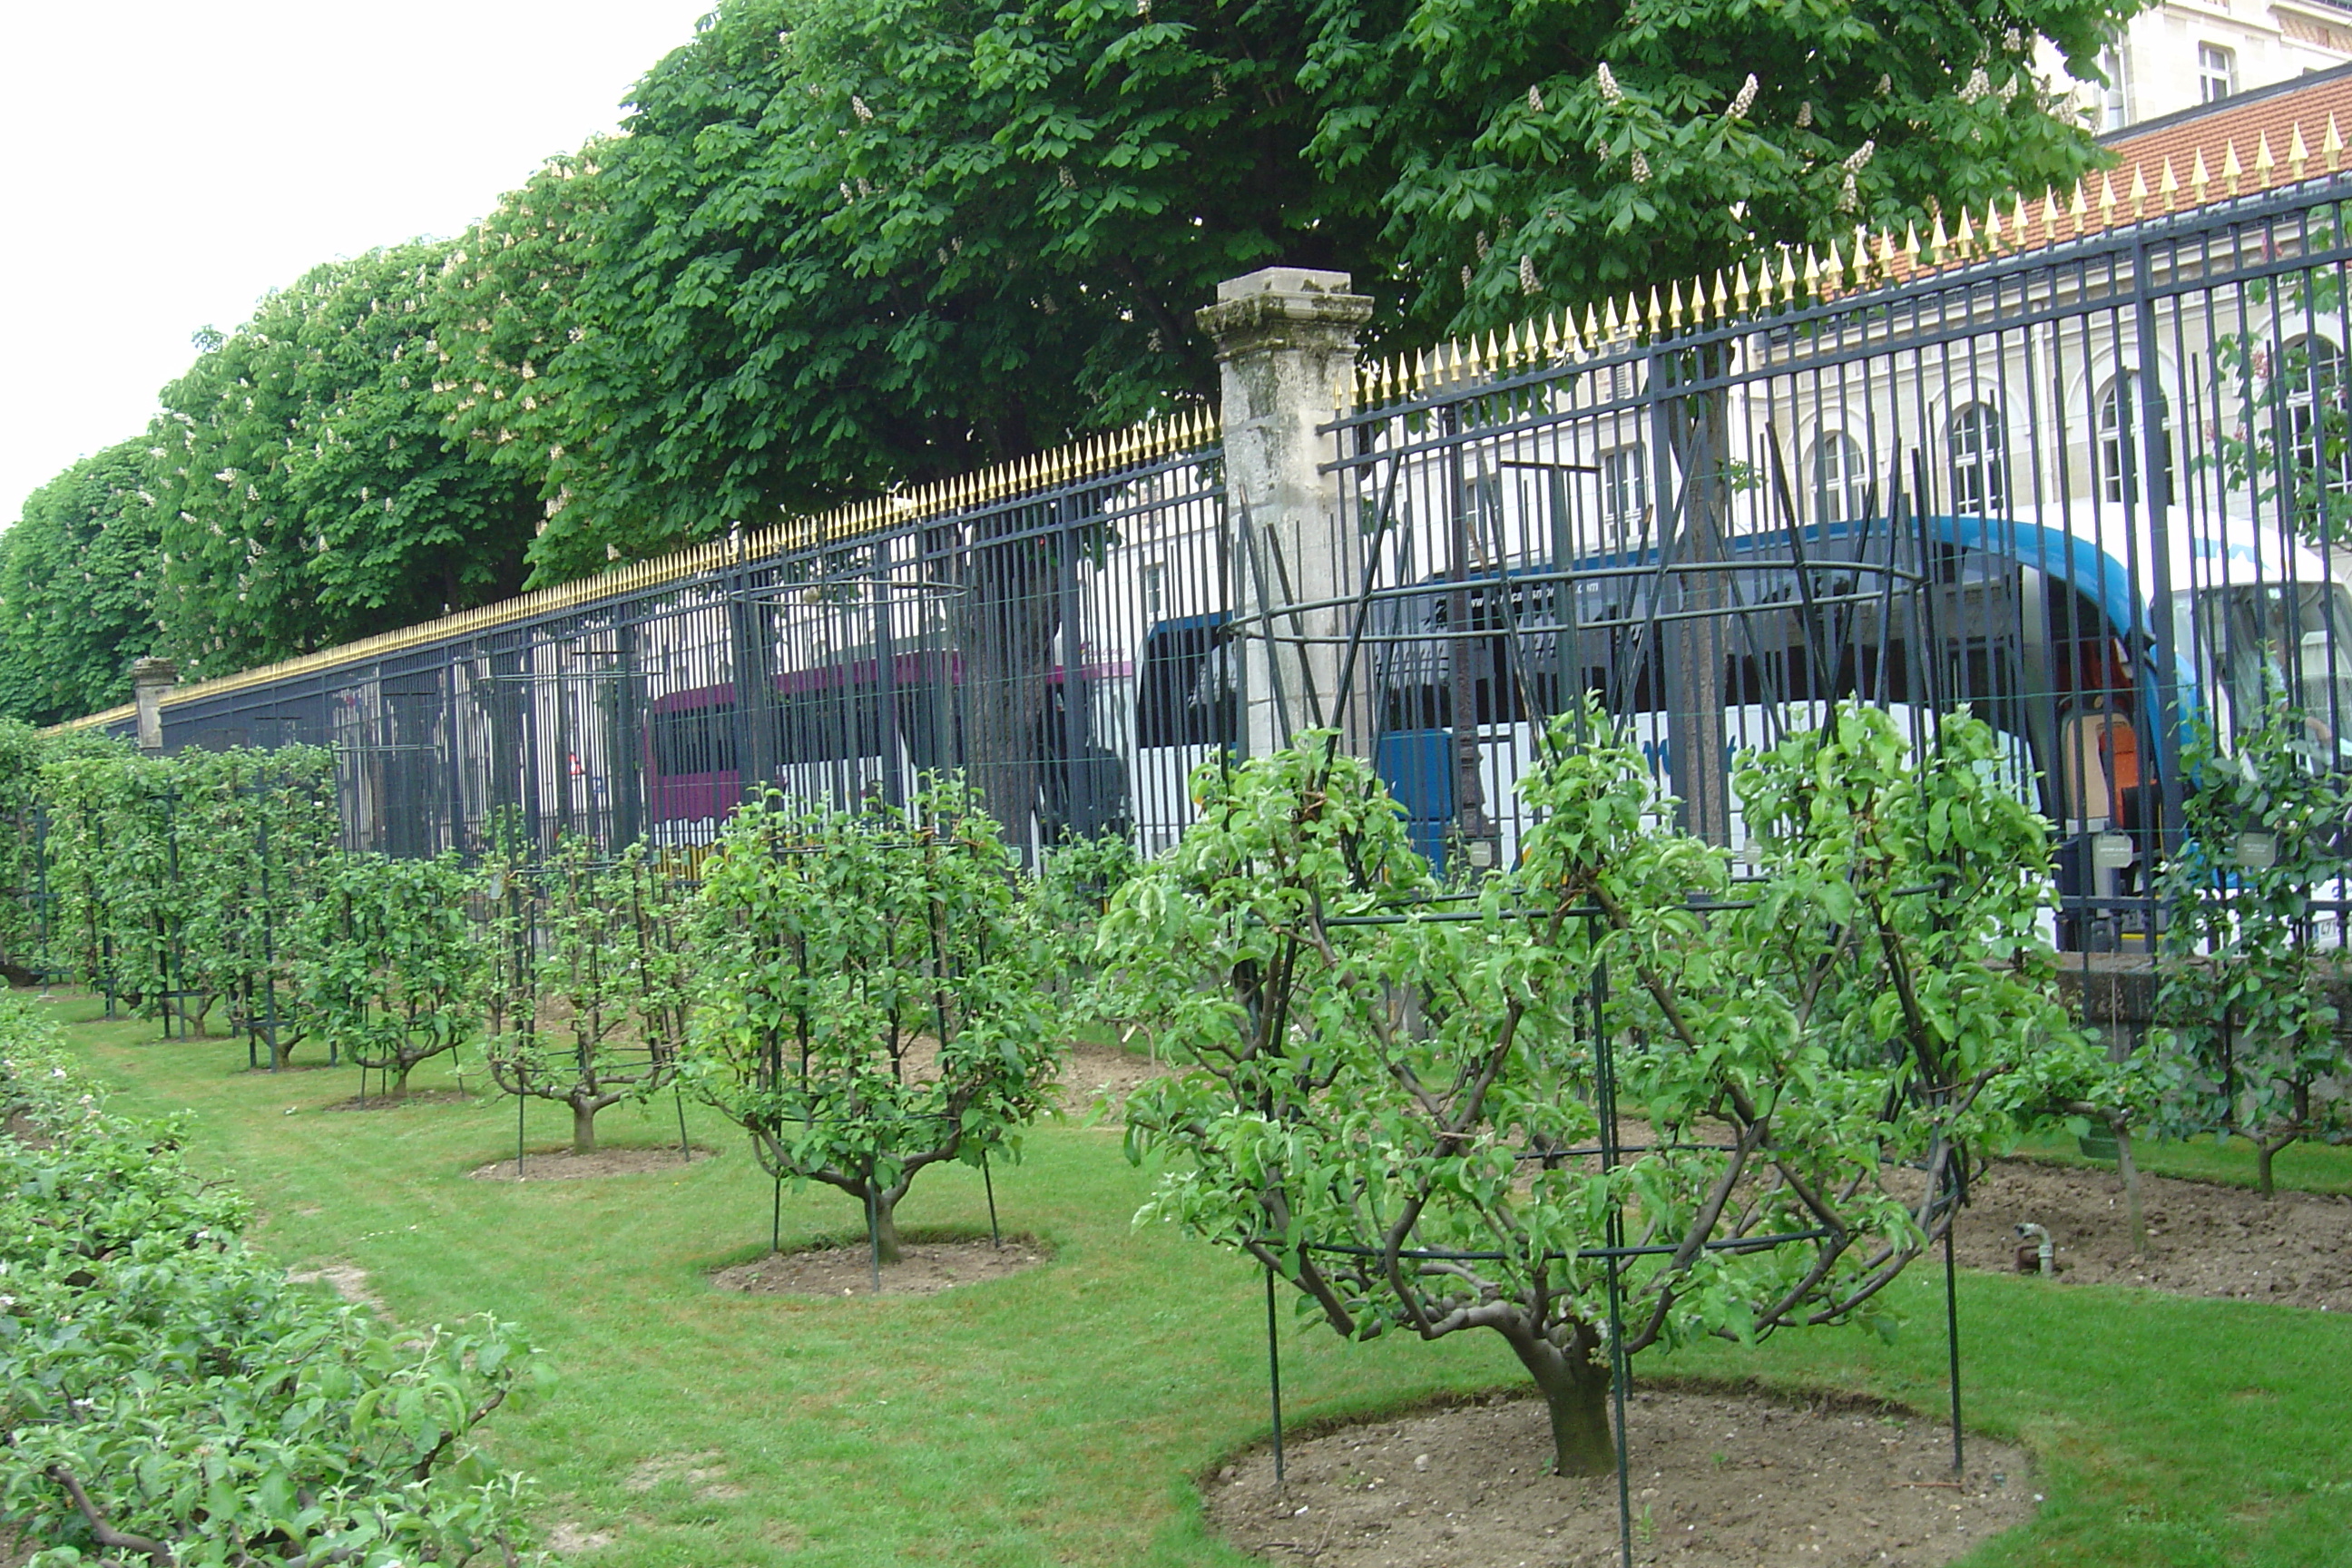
[2045,0,2352,131]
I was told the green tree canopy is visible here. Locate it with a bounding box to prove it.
[503,0,2132,579]
[1312,0,2132,330]
[0,441,165,725]
[9,0,2140,692]
[149,244,539,677]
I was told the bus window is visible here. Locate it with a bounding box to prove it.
[649,703,737,777]
[2190,582,2352,760]
[772,684,889,765]
[1137,614,1236,749]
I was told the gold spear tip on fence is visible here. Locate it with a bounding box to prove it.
[2328,113,2345,170]
[2129,164,2150,217]
[2256,131,2278,185]
[2291,122,2311,178]
[2222,140,2243,191]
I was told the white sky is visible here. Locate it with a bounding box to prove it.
[0,0,717,525]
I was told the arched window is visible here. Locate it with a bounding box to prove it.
[2279,334,2349,500]
[1948,402,2008,516]
[1812,431,1869,524]
[2098,371,2173,505]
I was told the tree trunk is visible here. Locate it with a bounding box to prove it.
[963,508,1063,861]
[572,1098,598,1155]
[1663,379,1732,845]
[1501,1320,1615,1476]
[2256,1132,2295,1198]
[2113,1118,2147,1254]
[869,1187,904,1266]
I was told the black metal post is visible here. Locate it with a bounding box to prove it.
[1264,1263,1286,1487]
[1945,1168,1965,1475]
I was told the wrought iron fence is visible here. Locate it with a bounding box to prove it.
[132,419,1230,867]
[1290,172,2352,953]
[77,168,2352,954]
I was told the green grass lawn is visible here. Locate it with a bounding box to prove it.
[2006,1127,2352,1196]
[37,993,2352,1568]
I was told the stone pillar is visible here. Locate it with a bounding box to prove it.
[132,657,178,752]
[1196,267,1374,760]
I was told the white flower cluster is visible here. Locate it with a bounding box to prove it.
[1796,101,1812,128]
[1959,66,1990,103]
[1630,150,1651,183]
[1727,74,1757,120]
[1596,62,1622,104]
[1843,139,1875,172]
[1518,253,1540,295]
[851,94,874,123]
[1528,83,1544,114]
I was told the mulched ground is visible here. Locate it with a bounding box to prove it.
[467,1144,718,1181]
[1206,1385,2033,1568]
[1059,1039,1167,1123]
[321,1089,475,1112]
[1951,1157,2352,1310]
[709,1235,1050,1298]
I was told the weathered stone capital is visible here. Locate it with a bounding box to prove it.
[131,656,179,687]
[1195,267,1374,362]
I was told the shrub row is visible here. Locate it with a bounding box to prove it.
[0,999,537,1566]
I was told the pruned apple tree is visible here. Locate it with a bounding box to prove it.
[2155,700,2352,1195]
[1102,705,2091,1476]
[296,852,485,1096]
[688,780,1061,1261]
[483,836,692,1153]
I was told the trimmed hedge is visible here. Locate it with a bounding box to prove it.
[0,1000,537,1566]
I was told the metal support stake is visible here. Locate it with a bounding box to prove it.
[1265,1263,1286,1487]
[771,1172,783,1256]
[1945,1162,1966,1475]
[1595,957,1632,1568]
[982,1150,1001,1247]
[673,1086,691,1161]
[867,1181,883,1293]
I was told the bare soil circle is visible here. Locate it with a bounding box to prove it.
[321,1089,475,1113]
[1206,1386,2032,1568]
[467,1144,719,1181]
[1060,1039,1166,1123]
[1951,1158,2352,1309]
[710,1234,1050,1298]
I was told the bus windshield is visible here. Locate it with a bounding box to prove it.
[2187,581,2352,759]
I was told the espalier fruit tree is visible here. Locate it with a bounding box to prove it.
[1103,704,2097,1475]
[688,780,1061,1261]
[296,853,485,1097]
[2156,700,2352,1196]
[483,836,692,1153]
